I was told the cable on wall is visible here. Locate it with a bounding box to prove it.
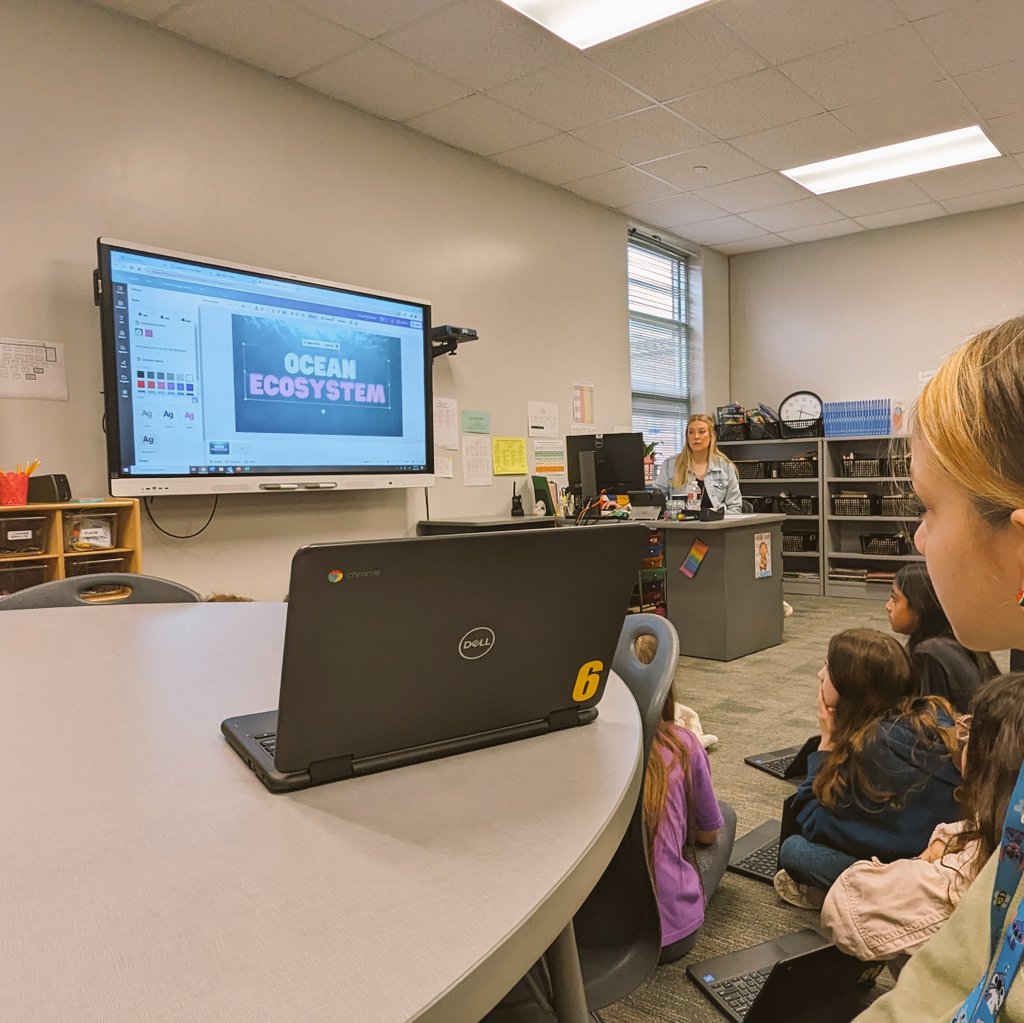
[143,496,219,539]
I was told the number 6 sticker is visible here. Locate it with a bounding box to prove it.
[572,660,604,702]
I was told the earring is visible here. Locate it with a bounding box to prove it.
[1018,590,1024,607]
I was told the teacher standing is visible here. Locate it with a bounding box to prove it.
[653,414,742,513]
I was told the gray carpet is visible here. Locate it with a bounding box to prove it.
[601,595,906,1023]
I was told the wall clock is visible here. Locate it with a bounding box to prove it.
[778,390,823,437]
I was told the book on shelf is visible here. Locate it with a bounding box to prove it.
[829,567,868,581]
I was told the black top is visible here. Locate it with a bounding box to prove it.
[912,636,993,714]
[695,479,713,510]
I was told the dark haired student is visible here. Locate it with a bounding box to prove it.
[773,628,962,910]
[886,562,998,713]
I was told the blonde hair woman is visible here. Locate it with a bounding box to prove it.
[653,414,742,513]
[857,314,1024,1022]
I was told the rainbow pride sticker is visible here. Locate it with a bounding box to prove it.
[327,569,344,584]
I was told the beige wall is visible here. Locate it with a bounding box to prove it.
[729,204,1024,412]
[0,0,728,599]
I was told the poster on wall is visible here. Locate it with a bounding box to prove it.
[572,381,594,425]
[527,400,559,438]
[754,531,772,578]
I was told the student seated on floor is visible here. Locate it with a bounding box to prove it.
[886,562,998,714]
[821,672,1024,961]
[773,628,961,910]
[635,634,736,963]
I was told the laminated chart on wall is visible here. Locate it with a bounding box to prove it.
[0,339,68,401]
[533,439,566,475]
[492,437,528,475]
[572,381,594,426]
[527,400,559,439]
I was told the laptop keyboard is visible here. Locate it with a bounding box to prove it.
[758,754,796,777]
[710,967,772,1018]
[255,731,277,756]
[735,839,780,879]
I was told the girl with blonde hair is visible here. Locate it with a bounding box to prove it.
[653,413,742,513]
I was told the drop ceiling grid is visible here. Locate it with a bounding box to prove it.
[89,0,1024,253]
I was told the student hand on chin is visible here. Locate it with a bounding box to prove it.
[817,682,836,752]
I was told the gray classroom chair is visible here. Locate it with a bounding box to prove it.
[0,572,202,609]
[485,613,677,1022]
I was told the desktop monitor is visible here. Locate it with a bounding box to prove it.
[566,432,646,497]
[95,239,434,497]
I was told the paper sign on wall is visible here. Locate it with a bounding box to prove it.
[461,410,490,434]
[432,397,459,450]
[462,436,492,486]
[527,400,559,439]
[434,455,454,479]
[0,339,68,401]
[492,437,528,475]
[572,381,594,425]
[533,440,566,475]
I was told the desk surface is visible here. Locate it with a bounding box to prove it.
[3,603,641,1023]
[657,512,786,530]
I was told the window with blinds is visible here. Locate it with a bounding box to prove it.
[628,236,691,468]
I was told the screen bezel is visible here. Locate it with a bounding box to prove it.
[97,238,434,497]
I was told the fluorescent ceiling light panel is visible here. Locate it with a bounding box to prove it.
[499,0,716,49]
[782,126,1000,195]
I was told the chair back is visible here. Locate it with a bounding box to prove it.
[570,613,678,1009]
[0,573,202,609]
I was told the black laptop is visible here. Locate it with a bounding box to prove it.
[727,819,783,884]
[688,929,885,1023]
[222,524,649,792]
[745,735,818,782]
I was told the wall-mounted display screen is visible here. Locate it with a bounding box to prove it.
[96,239,433,496]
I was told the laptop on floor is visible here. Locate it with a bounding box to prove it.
[688,929,885,1023]
[222,524,649,792]
[744,734,819,783]
[727,819,782,884]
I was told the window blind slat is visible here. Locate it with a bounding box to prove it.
[628,238,690,455]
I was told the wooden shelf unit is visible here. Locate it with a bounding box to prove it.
[718,436,823,596]
[0,500,142,595]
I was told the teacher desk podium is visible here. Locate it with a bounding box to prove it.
[659,513,785,661]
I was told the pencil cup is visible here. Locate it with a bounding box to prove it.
[0,472,29,506]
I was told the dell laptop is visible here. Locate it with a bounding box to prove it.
[744,735,818,783]
[222,524,649,792]
[689,929,885,1023]
[727,819,782,884]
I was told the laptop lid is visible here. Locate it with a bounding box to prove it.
[727,819,781,883]
[273,523,650,777]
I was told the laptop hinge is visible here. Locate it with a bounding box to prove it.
[547,707,582,731]
[309,754,355,784]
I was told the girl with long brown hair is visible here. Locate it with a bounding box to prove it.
[823,672,1024,962]
[636,634,735,964]
[774,628,962,909]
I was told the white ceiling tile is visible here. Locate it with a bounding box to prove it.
[693,172,809,213]
[620,193,729,229]
[913,155,1024,199]
[730,113,861,170]
[712,0,905,64]
[159,0,365,78]
[668,69,823,140]
[586,10,766,103]
[715,235,792,255]
[563,167,679,207]
[296,43,471,121]
[832,81,978,149]
[571,108,712,165]
[92,0,181,18]
[986,111,1024,154]
[641,143,768,190]
[855,203,948,227]
[380,0,573,92]
[405,95,558,156]
[820,178,934,216]
[779,26,946,110]
[940,185,1024,213]
[486,56,648,132]
[780,220,865,242]
[891,0,971,18]
[743,197,847,231]
[914,0,1024,76]
[675,216,768,245]
[291,0,458,38]
[491,135,624,185]
[956,62,1024,119]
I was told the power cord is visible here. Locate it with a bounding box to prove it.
[143,495,219,539]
